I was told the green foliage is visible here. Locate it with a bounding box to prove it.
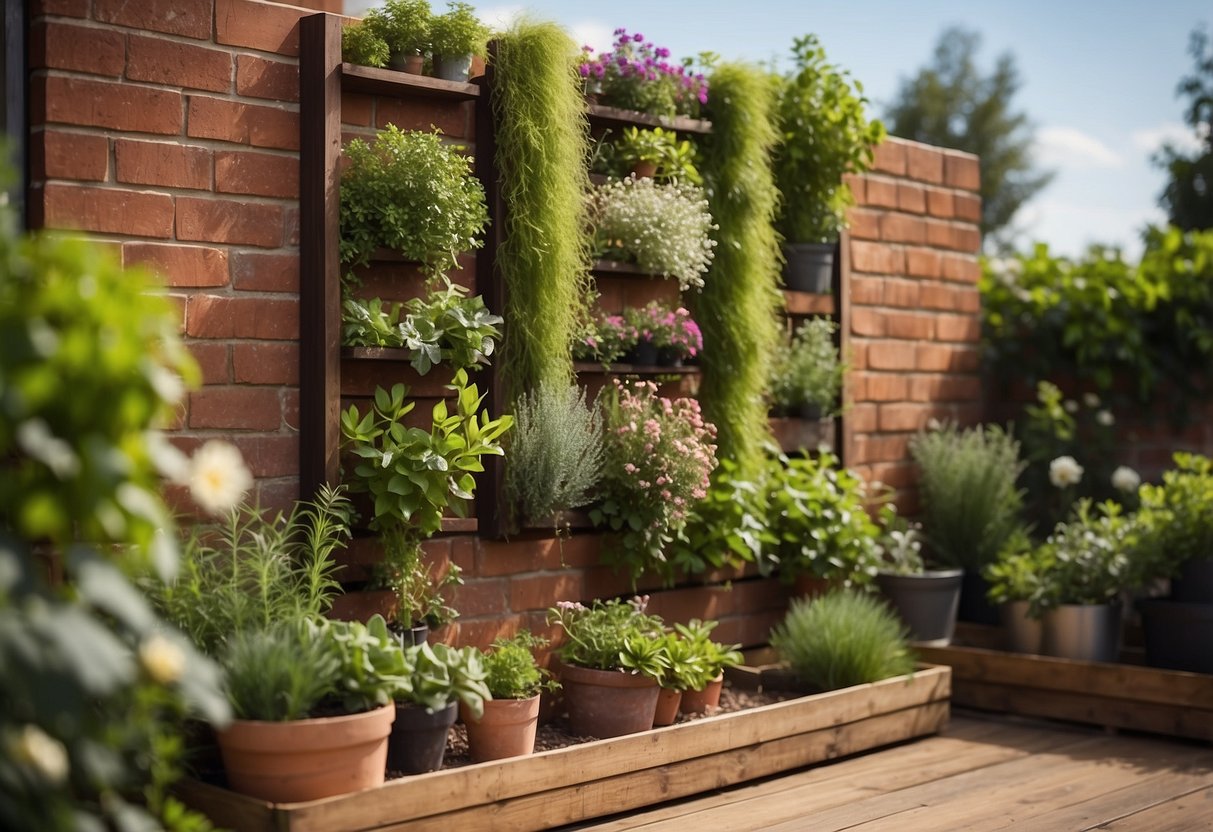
[503,382,603,530]
[768,318,845,417]
[1137,452,1213,577]
[1034,499,1144,612]
[762,450,883,587]
[771,591,915,692]
[492,21,593,402]
[399,642,490,720]
[1155,25,1213,231]
[428,2,489,58]
[340,126,487,278]
[590,177,717,292]
[365,0,431,58]
[877,510,926,575]
[884,27,1052,246]
[597,126,702,185]
[222,623,340,721]
[695,63,784,476]
[983,529,1048,608]
[667,458,774,577]
[580,30,710,118]
[315,615,414,713]
[342,280,502,375]
[774,34,885,244]
[342,20,390,68]
[0,206,226,831]
[546,598,666,679]
[671,620,743,691]
[481,632,554,700]
[148,485,351,656]
[909,423,1026,571]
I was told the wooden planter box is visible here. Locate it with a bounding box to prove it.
[178,665,950,832]
[917,643,1213,742]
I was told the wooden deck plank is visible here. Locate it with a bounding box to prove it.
[1099,785,1213,831]
[1000,773,1213,832]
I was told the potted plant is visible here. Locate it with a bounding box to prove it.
[983,530,1049,653]
[428,2,490,82]
[579,29,708,118]
[908,423,1027,625]
[873,511,964,646]
[389,642,489,773]
[545,598,669,738]
[365,0,431,74]
[589,176,718,292]
[462,632,557,760]
[572,312,638,367]
[672,620,743,714]
[770,591,915,692]
[340,125,488,279]
[341,19,390,68]
[624,301,703,367]
[216,615,409,802]
[611,126,703,183]
[768,318,845,420]
[773,34,884,292]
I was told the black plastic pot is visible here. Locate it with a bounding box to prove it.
[655,346,683,367]
[392,623,429,650]
[782,242,834,293]
[957,571,1001,626]
[387,700,458,774]
[875,569,963,646]
[1138,598,1213,674]
[623,339,658,366]
[1171,556,1213,604]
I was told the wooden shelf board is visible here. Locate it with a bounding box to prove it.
[783,290,835,316]
[574,361,698,376]
[587,103,712,134]
[340,63,480,100]
[591,258,671,279]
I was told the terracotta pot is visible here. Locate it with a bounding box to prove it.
[652,687,683,726]
[793,575,832,599]
[388,700,457,774]
[216,704,395,803]
[460,694,541,762]
[631,160,658,179]
[389,52,425,75]
[558,661,659,738]
[679,674,723,714]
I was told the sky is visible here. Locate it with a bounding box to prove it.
[349,0,1210,259]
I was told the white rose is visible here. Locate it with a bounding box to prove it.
[188,440,252,516]
[9,725,69,785]
[1049,456,1084,488]
[1111,466,1141,493]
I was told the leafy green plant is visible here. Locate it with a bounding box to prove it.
[1136,452,1213,579]
[694,63,784,476]
[365,0,431,60]
[590,177,717,292]
[342,19,390,68]
[602,126,702,184]
[503,382,603,529]
[481,632,555,699]
[428,2,489,58]
[771,591,915,691]
[761,450,883,587]
[983,529,1049,609]
[773,34,885,243]
[769,318,845,417]
[340,126,487,278]
[492,21,593,402]
[909,423,1026,571]
[546,598,667,680]
[342,280,502,375]
[667,458,774,577]
[398,642,490,720]
[671,620,743,691]
[1033,499,1145,613]
[149,485,352,656]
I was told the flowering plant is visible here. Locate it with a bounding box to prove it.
[1032,499,1146,613]
[624,302,703,359]
[572,312,637,365]
[591,381,718,584]
[577,30,708,118]
[589,176,717,292]
[545,598,668,680]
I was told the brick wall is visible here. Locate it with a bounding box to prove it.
[842,137,984,513]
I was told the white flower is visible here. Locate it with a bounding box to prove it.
[925,417,943,432]
[139,634,185,685]
[1082,393,1101,408]
[1049,455,1084,488]
[1096,410,1115,426]
[1111,466,1141,493]
[188,440,252,516]
[9,725,68,785]
[1063,400,1079,414]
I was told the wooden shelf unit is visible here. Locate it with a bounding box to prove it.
[586,102,712,134]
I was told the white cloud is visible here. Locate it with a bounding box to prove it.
[475,4,524,30]
[1131,121,1206,156]
[1036,126,1124,170]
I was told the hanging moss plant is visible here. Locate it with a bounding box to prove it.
[693,63,783,478]
[491,20,593,403]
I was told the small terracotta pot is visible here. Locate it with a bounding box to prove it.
[679,674,724,714]
[652,687,683,726]
[217,704,395,803]
[389,52,425,75]
[631,160,658,179]
[460,694,541,762]
[558,661,659,738]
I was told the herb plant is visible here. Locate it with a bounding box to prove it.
[481,632,555,700]
[428,2,489,58]
[671,619,743,691]
[342,19,390,68]
[398,642,490,720]
[365,0,431,60]
[1032,499,1144,613]
[1135,452,1213,578]
[601,126,702,184]
[668,458,774,577]
[546,598,667,680]
[769,317,845,417]
[222,622,340,722]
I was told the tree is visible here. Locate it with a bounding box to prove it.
[1156,24,1213,231]
[885,27,1053,248]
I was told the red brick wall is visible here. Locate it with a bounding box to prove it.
[842,137,984,513]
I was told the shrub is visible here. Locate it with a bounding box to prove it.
[771,591,915,691]
[342,20,390,68]
[428,1,489,58]
[769,317,845,417]
[1136,452,1213,579]
[1033,499,1145,613]
[481,632,553,700]
[365,0,430,59]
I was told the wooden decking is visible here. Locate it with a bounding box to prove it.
[562,711,1213,831]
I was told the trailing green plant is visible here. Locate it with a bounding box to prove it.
[148,484,352,656]
[671,619,743,691]
[589,177,717,292]
[769,317,845,417]
[428,1,489,59]
[546,598,667,680]
[342,19,390,68]
[342,280,502,375]
[365,0,431,61]
[503,382,603,530]
[773,34,885,243]
[771,591,915,691]
[492,21,593,403]
[398,642,490,719]
[1136,452,1213,579]
[340,125,487,278]
[1033,499,1145,614]
[695,63,784,477]
[667,458,774,577]
[761,450,883,587]
[908,423,1026,571]
[480,632,555,700]
[597,126,703,184]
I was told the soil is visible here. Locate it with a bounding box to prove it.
[387,681,800,778]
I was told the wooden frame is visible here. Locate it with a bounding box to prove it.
[917,644,1213,742]
[179,665,948,831]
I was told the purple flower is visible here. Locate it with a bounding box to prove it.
[633,32,644,42]
[656,46,670,58]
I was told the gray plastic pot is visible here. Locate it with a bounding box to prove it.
[1041,602,1122,663]
[433,54,473,82]
[782,242,834,293]
[875,569,963,646]
[1000,599,1043,654]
